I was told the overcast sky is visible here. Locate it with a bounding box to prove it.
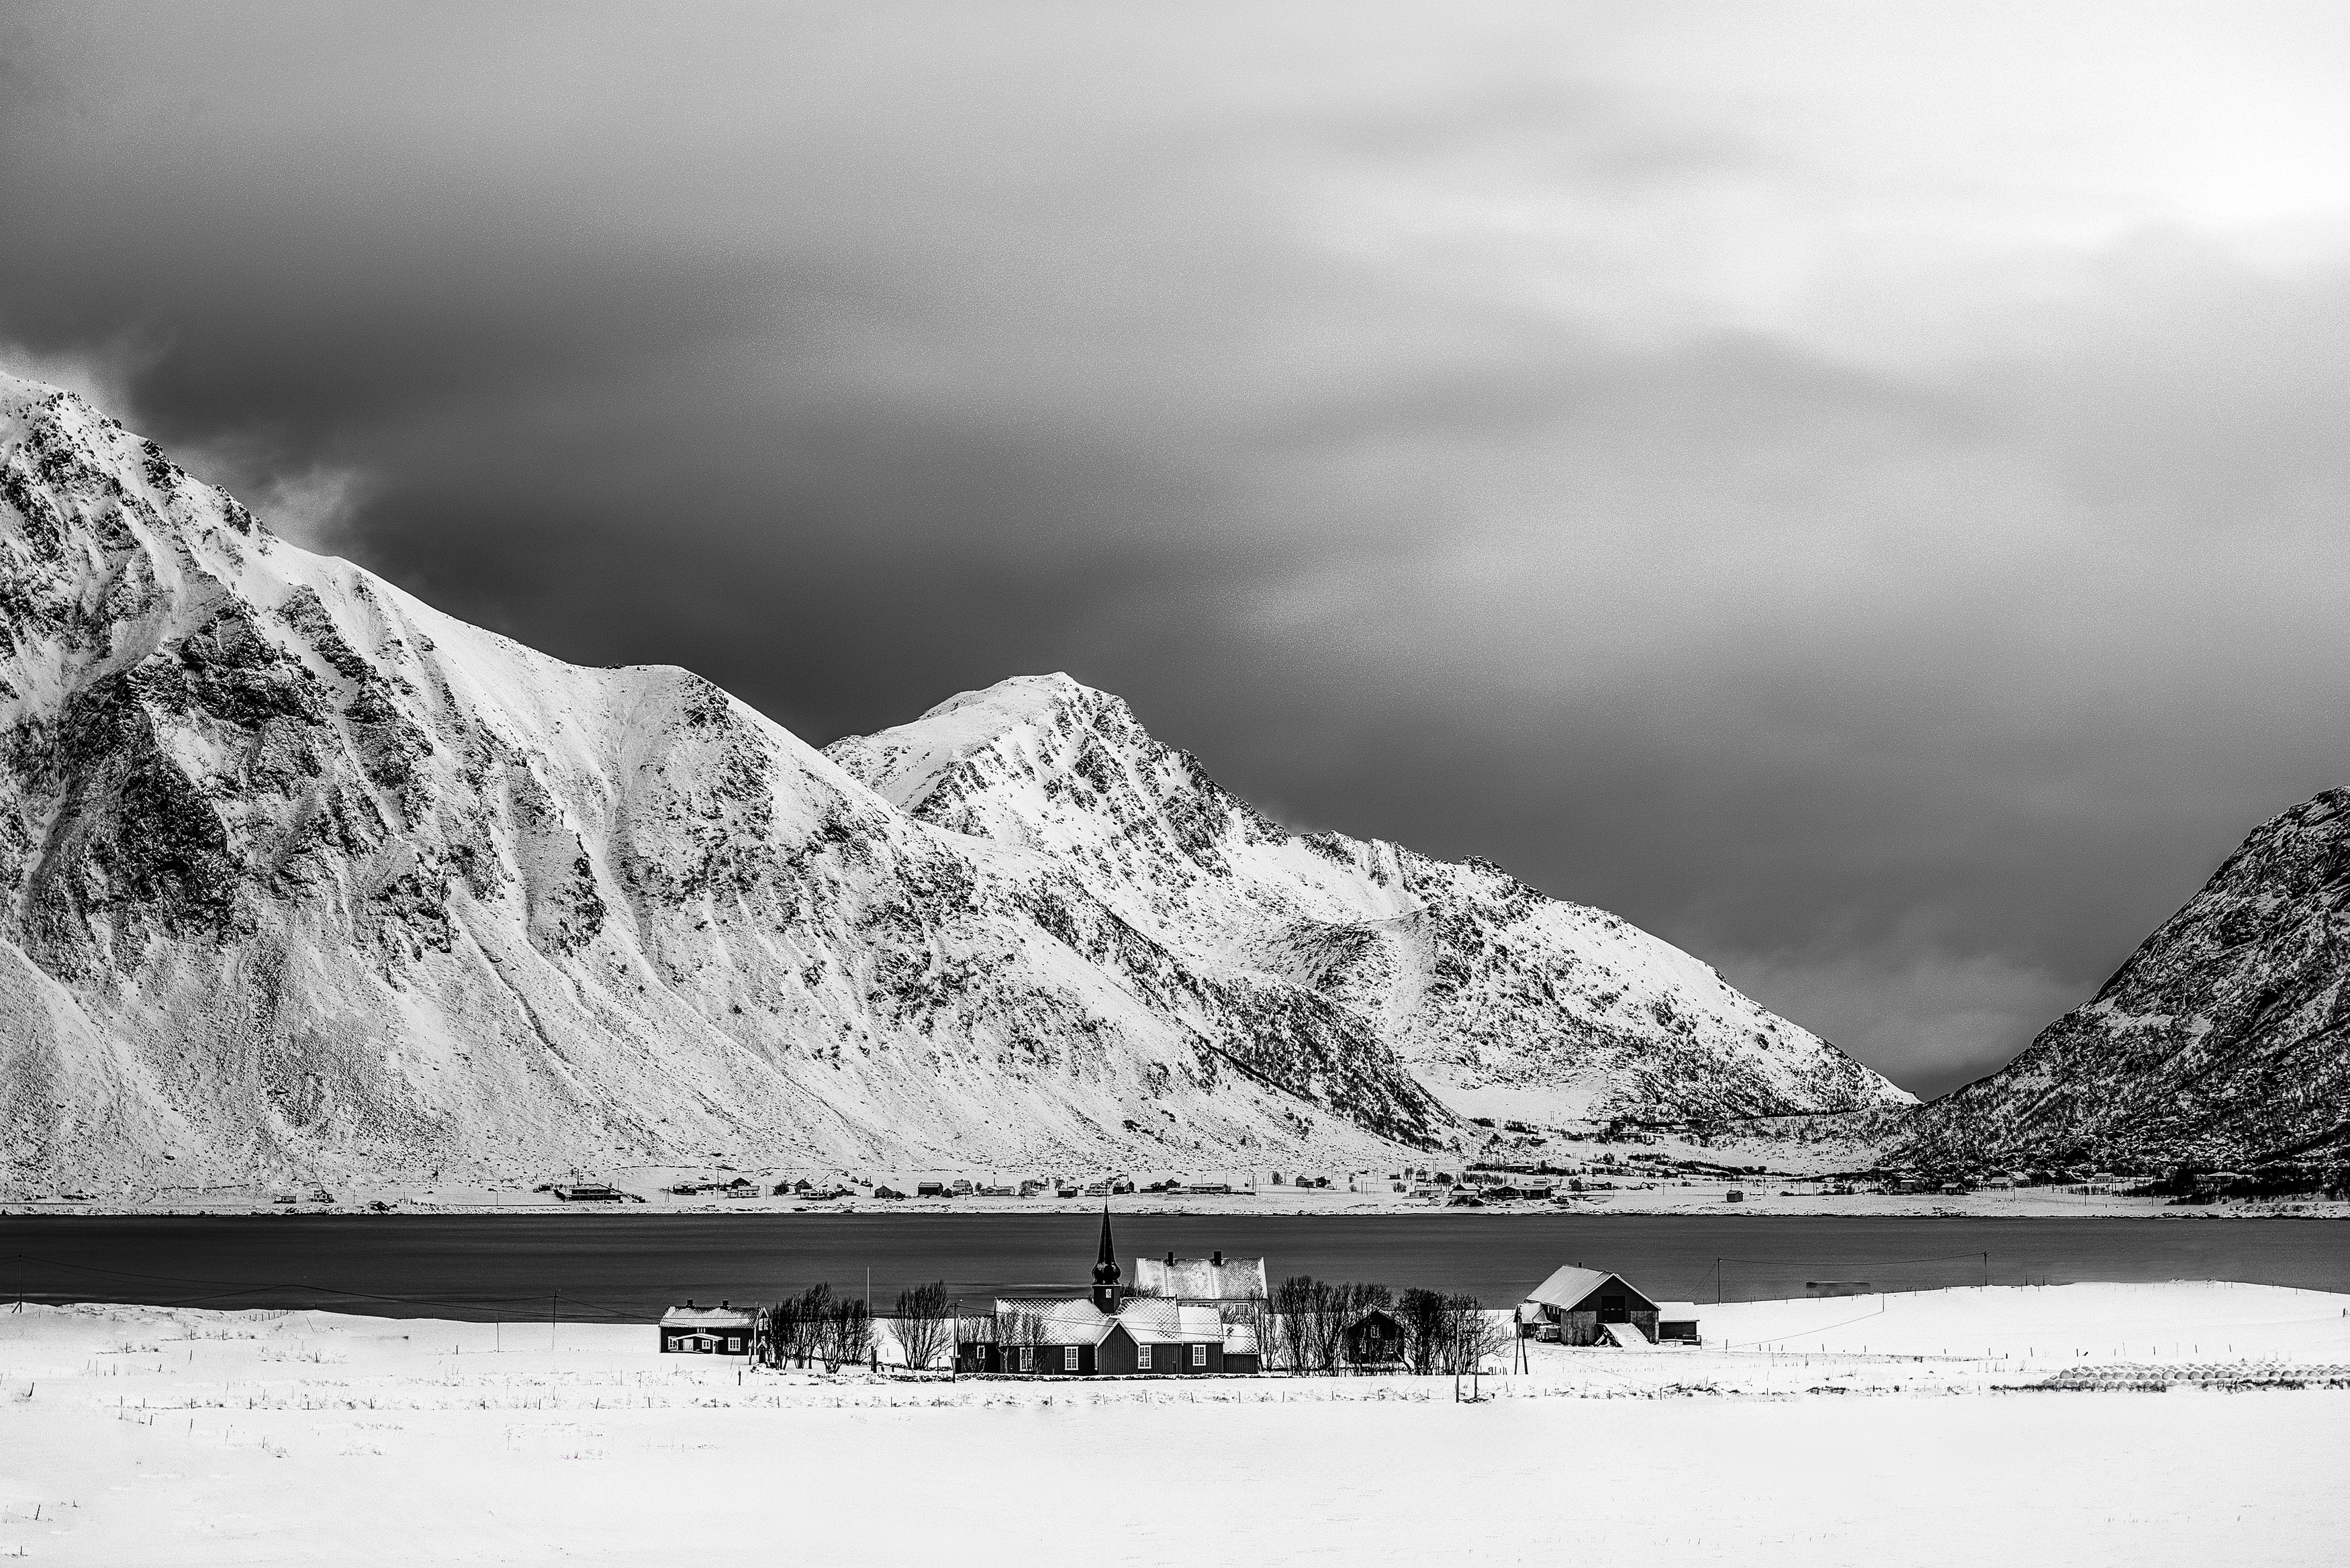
[5,2,2347,1094]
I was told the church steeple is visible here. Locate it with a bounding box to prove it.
[1090,1200,1122,1311]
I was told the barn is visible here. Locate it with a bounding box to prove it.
[1520,1267,1662,1346]
[659,1300,756,1355]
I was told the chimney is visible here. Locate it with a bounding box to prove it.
[1166,1251,1175,1267]
[685,1298,696,1309]
[1211,1250,1223,1267]
[720,1299,730,1310]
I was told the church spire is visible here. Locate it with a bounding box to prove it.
[1090,1199,1122,1311]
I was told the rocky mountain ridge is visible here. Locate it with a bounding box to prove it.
[828,677,1908,1130]
[0,373,1906,1192]
[1903,789,2350,1172]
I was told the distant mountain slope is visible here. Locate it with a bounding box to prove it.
[827,677,1912,1127]
[0,374,1446,1191]
[0,371,1902,1194]
[1904,790,2350,1170]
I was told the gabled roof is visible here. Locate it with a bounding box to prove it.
[994,1296,1118,1346]
[1115,1299,1227,1343]
[1132,1255,1268,1300]
[1524,1267,1656,1312]
[659,1306,755,1329]
[1222,1323,1260,1355]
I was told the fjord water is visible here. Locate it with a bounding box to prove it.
[3,1216,2343,1321]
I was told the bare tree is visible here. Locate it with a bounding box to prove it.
[1305,1280,1347,1373]
[1270,1276,1315,1371]
[994,1306,1047,1373]
[892,1280,955,1371]
[1437,1293,1506,1375]
[823,1296,872,1372]
[1398,1287,1448,1375]
[780,1284,831,1368]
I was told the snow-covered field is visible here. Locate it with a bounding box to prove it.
[3,1283,2345,1564]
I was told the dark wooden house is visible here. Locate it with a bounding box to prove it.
[1341,1308,1405,1368]
[659,1300,755,1355]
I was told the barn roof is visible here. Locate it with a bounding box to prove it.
[1524,1267,1656,1311]
[1133,1255,1268,1301]
[1652,1302,1702,1321]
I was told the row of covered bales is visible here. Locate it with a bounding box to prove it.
[657,1213,1702,1375]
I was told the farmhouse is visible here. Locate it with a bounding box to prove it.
[1519,1266,1667,1346]
[659,1300,755,1355]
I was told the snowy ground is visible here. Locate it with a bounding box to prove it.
[3,1283,2346,1564]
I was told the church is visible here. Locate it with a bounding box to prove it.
[956,1208,1264,1375]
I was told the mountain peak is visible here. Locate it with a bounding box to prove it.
[827,672,1150,818]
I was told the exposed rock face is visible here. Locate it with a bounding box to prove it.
[0,373,1905,1191]
[1906,790,2350,1170]
[828,679,1911,1129]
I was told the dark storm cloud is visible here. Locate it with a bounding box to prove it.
[5,1,2348,1094]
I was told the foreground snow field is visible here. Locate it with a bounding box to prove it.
[3,1284,2345,1565]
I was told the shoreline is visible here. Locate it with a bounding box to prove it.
[6,1191,2343,1220]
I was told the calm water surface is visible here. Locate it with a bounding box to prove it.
[2,1214,2342,1322]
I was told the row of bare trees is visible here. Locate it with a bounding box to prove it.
[757,1281,967,1371]
[757,1284,873,1371]
[754,1275,1505,1377]
[893,1281,957,1371]
[1269,1276,1506,1374]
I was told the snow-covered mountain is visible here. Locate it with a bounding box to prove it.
[827,677,1909,1128]
[1903,791,2350,1171]
[0,373,1905,1191]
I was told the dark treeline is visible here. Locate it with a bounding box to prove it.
[755,1283,873,1371]
[756,1279,960,1371]
[748,1275,1508,1375]
[1268,1275,1506,1374]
